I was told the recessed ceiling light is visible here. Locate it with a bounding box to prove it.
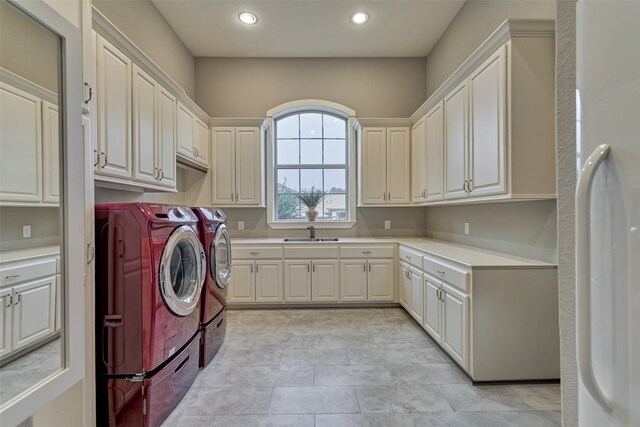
[351,12,368,25]
[239,12,257,25]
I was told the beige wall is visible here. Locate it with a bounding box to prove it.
[195,57,426,117]
[425,0,555,97]
[43,0,80,28]
[0,207,60,252]
[93,0,196,98]
[0,1,60,93]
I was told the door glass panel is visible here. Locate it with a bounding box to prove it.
[169,240,198,301]
[212,227,231,288]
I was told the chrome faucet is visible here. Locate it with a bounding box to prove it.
[307,226,316,240]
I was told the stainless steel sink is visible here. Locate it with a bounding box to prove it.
[283,238,339,242]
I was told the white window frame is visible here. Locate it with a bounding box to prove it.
[265,99,357,229]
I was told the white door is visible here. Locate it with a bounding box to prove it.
[360,128,387,205]
[284,261,311,302]
[211,127,236,205]
[425,101,445,202]
[96,34,131,179]
[0,82,42,203]
[367,260,394,301]
[399,264,411,310]
[340,260,367,302]
[255,261,283,302]
[42,101,60,204]
[132,65,158,184]
[441,282,469,369]
[311,260,339,302]
[423,277,442,342]
[193,118,209,166]
[157,86,177,188]
[0,288,12,357]
[411,117,427,203]
[469,45,507,197]
[410,268,424,324]
[228,261,255,303]
[176,102,194,158]
[386,127,411,204]
[444,80,469,200]
[235,127,261,205]
[12,277,56,352]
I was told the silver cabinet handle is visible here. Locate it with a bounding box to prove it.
[405,255,411,260]
[83,82,93,104]
[93,150,100,167]
[437,270,445,276]
[159,169,164,181]
[576,143,612,412]
[5,274,20,280]
[250,264,253,273]
[312,264,315,273]
[102,152,107,168]
[307,264,310,273]
[236,193,239,202]
[468,179,472,193]
[6,295,12,307]
[436,288,440,300]
[249,252,260,256]
[231,193,234,202]
[87,243,95,265]
[256,264,259,274]
[383,192,386,201]
[363,263,366,272]
[14,293,21,305]
[362,251,372,255]
[387,192,391,201]
[368,262,371,272]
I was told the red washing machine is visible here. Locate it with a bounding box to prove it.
[192,207,231,367]
[95,203,206,427]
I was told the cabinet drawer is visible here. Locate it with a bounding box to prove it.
[283,246,339,259]
[399,246,423,269]
[0,257,57,287]
[340,246,394,259]
[232,246,283,259]
[423,255,470,293]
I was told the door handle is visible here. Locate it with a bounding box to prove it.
[576,143,612,412]
[101,153,107,167]
[103,314,123,328]
[14,293,21,305]
[93,150,100,167]
[6,295,12,307]
[159,169,164,181]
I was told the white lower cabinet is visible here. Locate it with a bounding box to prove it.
[441,282,469,368]
[340,260,367,301]
[339,259,394,302]
[285,260,339,302]
[399,262,423,323]
[0,288,12,358]
[367,260,394,301]
[423,277,442,341]
[229,260,283,303]
[399,263,411,310]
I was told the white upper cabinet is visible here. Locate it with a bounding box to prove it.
[95,34,131,180]
[425,101,445,202]
[468,45,507,197]
[176,102,209,170]
[211,126,263,207]
[0,82,42,204]
[176,102,194,158]
[358,126,410,206]
[157,87,177,188]
[411,117,427,203]
[42,101,60,204]
[193,118,209,167]
[444,80,469,200]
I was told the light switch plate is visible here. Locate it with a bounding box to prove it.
[464,222,470,235]
[23,225,31,238]
[384,220,391,230]
[238,221,245,230]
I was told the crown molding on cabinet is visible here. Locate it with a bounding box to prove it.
[0,68,58,105]
[353,118,412,129]
[92,6,210,123]
[410,18,555,123]
[209,117,267,128]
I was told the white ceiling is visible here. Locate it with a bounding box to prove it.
[151,0,466,58]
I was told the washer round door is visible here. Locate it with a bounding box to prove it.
[159,225,206,316]
[211,224,231,288]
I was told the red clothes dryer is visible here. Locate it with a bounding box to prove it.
[192,207,231,367]
[95,203,206,426]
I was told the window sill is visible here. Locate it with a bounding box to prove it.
[267,220,357,230]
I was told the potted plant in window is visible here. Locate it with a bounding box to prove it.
[299,187,326,222]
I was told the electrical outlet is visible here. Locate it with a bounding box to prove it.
[23,225,31,238]
[238,221,245,230]
[464,222,470,235]
[384,220,391,230]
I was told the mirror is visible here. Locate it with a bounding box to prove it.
[0,0,64,406]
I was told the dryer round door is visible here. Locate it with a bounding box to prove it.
[211,224,231,288]
[159,225,206,316]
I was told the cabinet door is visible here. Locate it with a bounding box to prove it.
[410,268,424,324]
[284,261,311,302]
[235,127,262,205]
[441,282,469,369]
[312,260,339,302]
[340,260,367,302]
[411,117,427,203]
[211,127,236,205]
[157,87,177,188]
[423,277,442,342]
[193,118,209,166]
[0,82,42,203]
[469,45,507,197]
[255,261,283,302]
[386,127,411,204]
[444,80,469,200]
[96,34,131,179]
[399,264,411,310]
[228,261,255,303]
[360,128,387,205]
[132,65,158,184]
[12,276,56,351]
[0,288,12,357]
[367,259,394,301]
[425,101,445,202]
[176,102,194,158]
[42,101,60,204]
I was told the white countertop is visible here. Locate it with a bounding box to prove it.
[0,245,60,263]
[232,237,555,269]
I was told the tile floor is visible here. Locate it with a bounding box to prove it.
[163,308,561,426]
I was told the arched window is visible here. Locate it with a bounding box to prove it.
[266,100,356,228]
